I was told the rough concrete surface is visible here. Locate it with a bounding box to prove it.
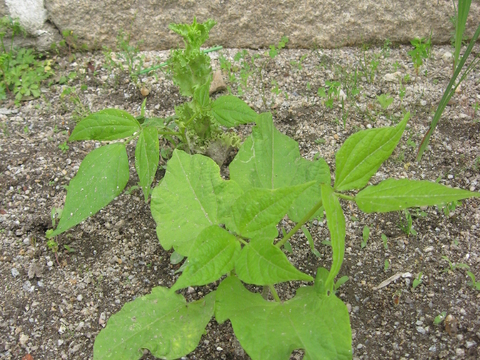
[2,1,480,50]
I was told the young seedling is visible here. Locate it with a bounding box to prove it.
[381,234,388,249]
[408,36,431,75]
[361,225,370,249]
[376,94,394,110]
[433,311,447,325]
[398,209,417,236]
[92,109,479,359]
[412,272,423,289]
[442,255,470,273]
[58,141,69,153]
[466,271,480,290]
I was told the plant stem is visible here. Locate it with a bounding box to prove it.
[269,284,281,302]
[335,193,354,201]
[275,199,323,248]
[136,46,224,75]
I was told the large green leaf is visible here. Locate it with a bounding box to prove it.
[335,112,409,192]
[231,182,315,239]
[356,178,480,213]
[211,95,258,127]
[150,150,242,256]
[172,226,240,291]
[230,113,330,222]
[135,126,159,202]
[215,276,352,360]
[321,184,346,292]
[69,109,141,141]
[94,288,215,360]
[49,143,129,238]
[235,240,313,285]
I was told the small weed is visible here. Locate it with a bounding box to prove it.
[23,125,29,134]
[433,311,447,325]
[334,276,349,292]
[314,138,326,145]
[442,200,461,216]
[58,141,69,153]
[384,259,390,271]
[412,272,423,289]
[466,271,480,290]
[361,225,370,249]
[0,16,53,104]
[442,255,470,272]
[317,80,341,108]
[60,86,91,122]
[406,137,416,150]
[392,61,401,71]
[408,36,431,74]
[381,234,388,249]
[290,54,307,71]
[398,209,417,236]
[376,94,394,110]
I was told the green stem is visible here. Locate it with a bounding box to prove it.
[236,236,248,246]
[135,46,224,75]
[335,193,354,201]
[275,199,323,248]
[269,284,281,302]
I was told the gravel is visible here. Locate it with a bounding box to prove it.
[1,43,480,359]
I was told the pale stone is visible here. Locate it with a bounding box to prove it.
[383,72,402,82]
[0,0,477,51]
[209,70,227,95]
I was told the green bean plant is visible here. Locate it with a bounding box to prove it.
[92,111,479,359]
[46,18,257,238]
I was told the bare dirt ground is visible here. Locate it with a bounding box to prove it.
[1,43,480,359]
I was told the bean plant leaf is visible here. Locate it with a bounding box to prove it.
[172,226,240,291]
[230,112,330,222]
[231,182,315,239]
[150,150,241,256]
[69,109,141,141]
[48,143,129,238]
[93,288,215,360]
[235,240,313,285]
[335,112,409,192]
[135,126,159,202]
[211,95,258,127]
[215,276,352,360]
[356,178,480,213]
[321,184,346,293]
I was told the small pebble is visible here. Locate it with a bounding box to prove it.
[77,295,83,302]
[11,268,19,277]
[455,348,465,356]
[47,261,53,267]
[416,326,426,334]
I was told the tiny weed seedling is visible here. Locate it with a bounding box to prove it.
[290,54,307,71]
[408,36,431,75]
[376,94,394,110]
[434,311,447,325]
[466,271,480,290]
[361,225,370,249]
[58,141,69,153]
[442,255,470,273]
[89,107,479,359]
[398,209,417,236]
[317,80,341,108]
[381,233,388,249]
[384,259,390,271]
[412,272,423,289]
[0,16,54,104]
